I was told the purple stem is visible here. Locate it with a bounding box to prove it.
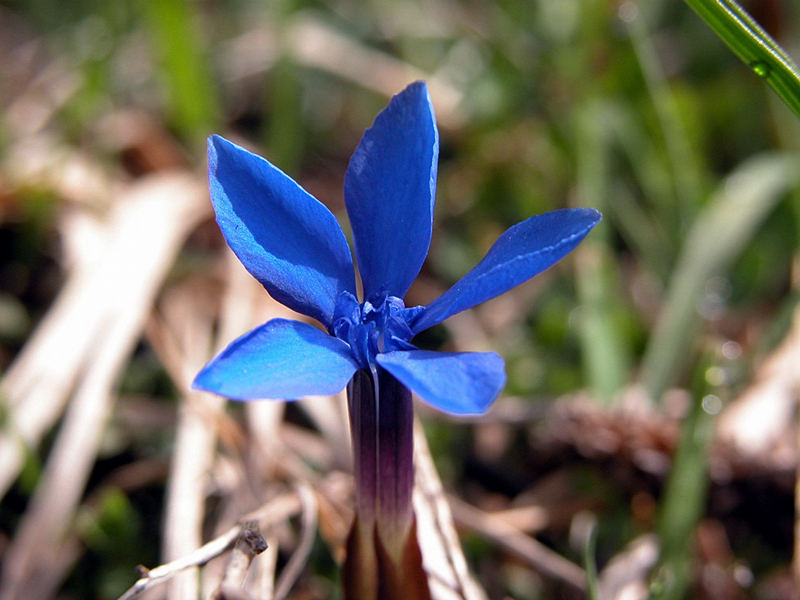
[347,368,414,557]
[347,369,379,526]
[375,369,414,556]
[344,368,430,600]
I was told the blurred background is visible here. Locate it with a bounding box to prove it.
[1,0,800,598]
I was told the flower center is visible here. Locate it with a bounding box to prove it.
[332,291,421,368]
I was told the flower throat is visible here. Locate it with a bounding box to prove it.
[331,290,423,369]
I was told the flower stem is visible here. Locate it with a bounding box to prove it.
[347,369,379,527]
[343,368,429,600]
[375,369,414,555]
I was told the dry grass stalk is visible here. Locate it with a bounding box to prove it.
[272,483,318,600]
[151,252,271,599]
[0,207,114,499]
[597,534,659,600]
[219,17,464,129]
[447,494,586,594]
[717,307,800,460]
[414,422,489,600]
[0,173,208,600]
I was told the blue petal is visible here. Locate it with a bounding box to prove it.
[193,319,359,400]
[412,208,601,334]
[376,350,505,415]
[344,81,439,302]
[209,135,356,328]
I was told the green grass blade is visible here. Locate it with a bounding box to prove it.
[685,0,800,120]
[584,520,600,600]
[653,388,715,600]
[625,8,706,225]
[142,0,220,145]
[641,154,800,401]
[574,102,631,404]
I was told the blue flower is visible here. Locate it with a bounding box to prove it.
[193,81,601,415]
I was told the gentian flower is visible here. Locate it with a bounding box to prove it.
[194,81,600,599]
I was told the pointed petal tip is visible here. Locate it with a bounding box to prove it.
[580,206,603,227]
[191,370,206,391]
[191,362,237,401]
[405,80,428,92]
[207,132,234,148]
[191,366,216,395]
[584,206,603,222]
[207,135,261,178]
[207,135,220,171]
[207,133,231,163]
[398,80,433,113]
[561,206,603,230]
[569,206,603,238]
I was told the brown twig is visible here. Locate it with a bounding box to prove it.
[117,490,303,600]
[119,527,241,600]
[211,521,268,600]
